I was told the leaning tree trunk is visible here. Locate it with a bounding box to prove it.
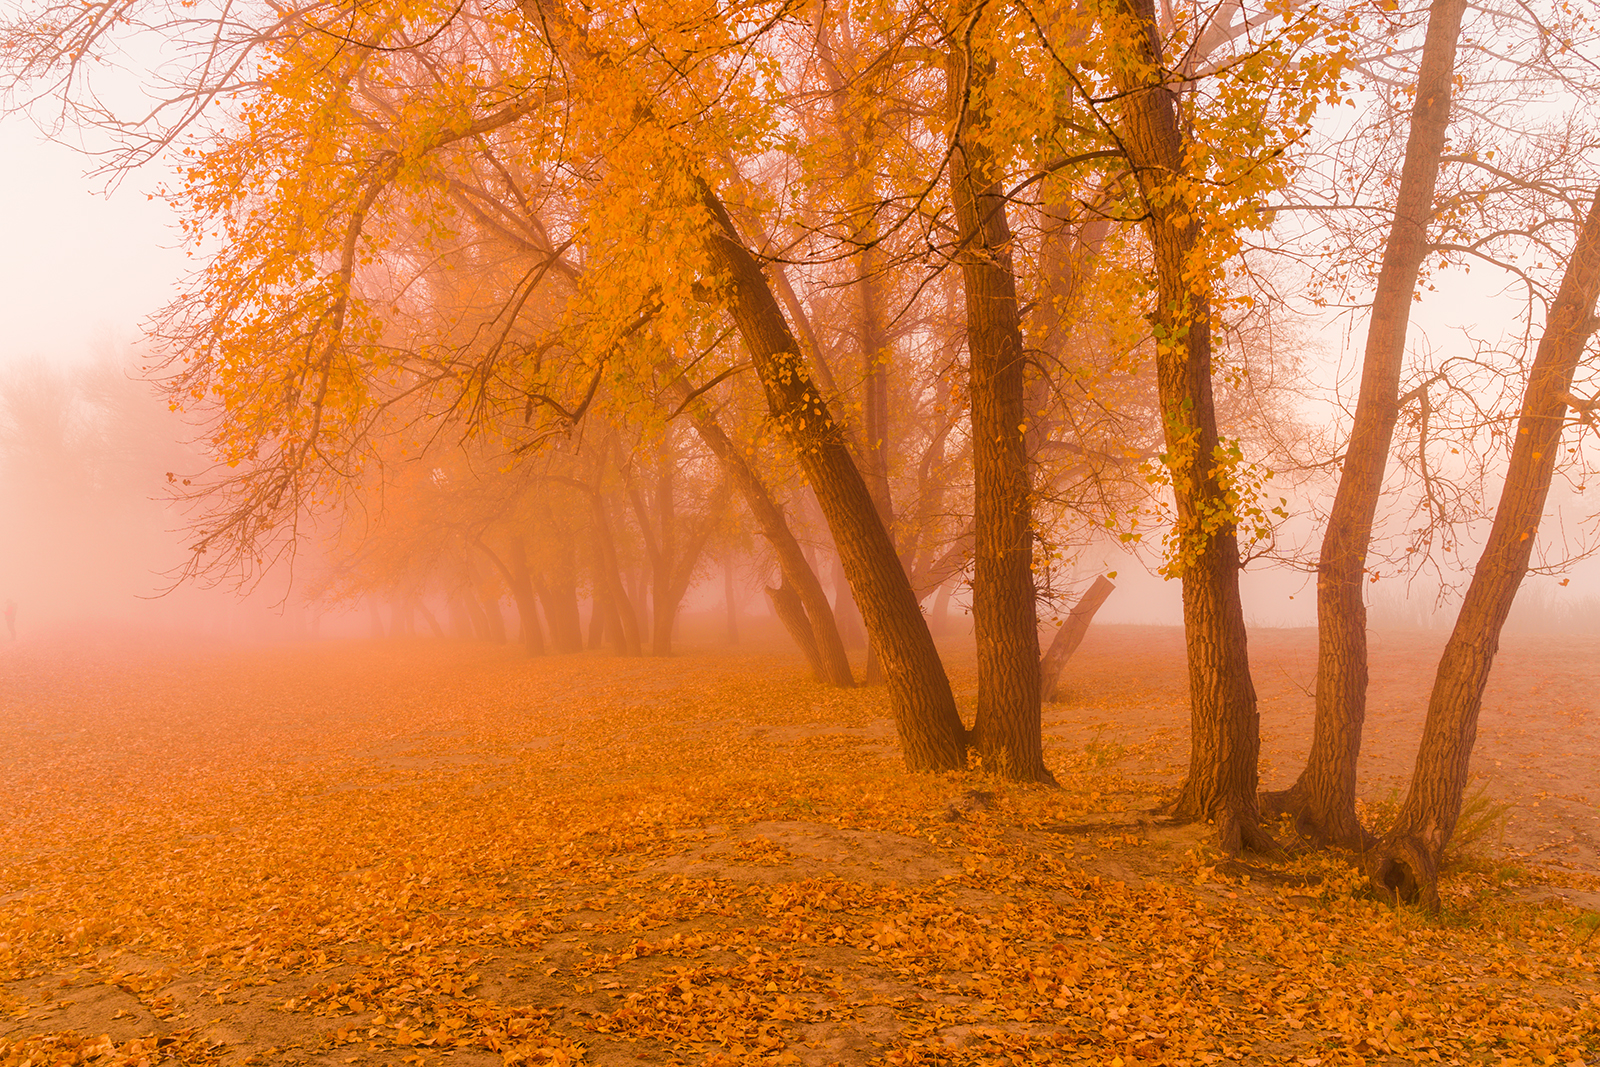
[1267,0,1468,851]
[1040,575,1115,703]
[1376,191,1600,911]
[767,580,829,681]
[686,408,855,686]
[520,0,963,768]
[698,182,968,771]
[1114,0,1268,852]
[949,45,1048,782]
[477,537,547,657]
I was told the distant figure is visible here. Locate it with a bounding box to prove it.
[3,599,14,641]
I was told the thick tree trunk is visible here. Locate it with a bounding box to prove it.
[1040,575,1115,703]
[1266,0,1469,851]
[698,182,968,770]
[1376,191,1600,910]
[949,46,1047,782]
[686,409,854,685]
[1114,0,1267,851]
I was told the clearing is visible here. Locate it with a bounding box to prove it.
[1,625,1597,1066]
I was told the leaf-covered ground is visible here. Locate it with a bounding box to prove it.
[1,625,1597,1067]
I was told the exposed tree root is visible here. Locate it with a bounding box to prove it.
[1259,783,1376,853]
[1158,794,1280,858]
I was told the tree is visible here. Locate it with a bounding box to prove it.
[1265,0,1469,851]
[947,26,1047,782]
[1375,190,1600,909]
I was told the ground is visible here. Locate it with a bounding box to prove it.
[0,625,1597,1067]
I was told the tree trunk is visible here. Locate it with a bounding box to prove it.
[698,181,968,770]
[507,538,548,656]
[949,44,1048,783]
[767,580,828,681]
[724,558,740,644]
[686,409,854,685]
[533,566,584,652]
[1266,0,1469,851]
[536,521,586,652]
[416,597,445,639]
[588,490,642,656]
[1376,190,1600,910]
[1114,0,1268,852]
[829,551,867,649]
[1040,575,1115,703]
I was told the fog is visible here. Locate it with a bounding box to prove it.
[3,341,1595,654]
[0,348,315,642]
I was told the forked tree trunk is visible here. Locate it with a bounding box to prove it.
[1114,0,1268,852]
[697,183,968,771]
[1265,0,1468,851]
[1376,191,1600,910]
[687,409,854,685]
[949,45,1048,783]
[1040,575,1115,703]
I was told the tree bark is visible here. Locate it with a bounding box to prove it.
[1376,190,1600,910]
[697,182,968,771]
[767,579,828,680]
[949,44,1048,782]
[1266,0,1469,851]
[685,408,854,685]
[1040,575,1115,702]
[1113,0,1268,851]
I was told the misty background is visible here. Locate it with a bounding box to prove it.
[3,125,1599,646]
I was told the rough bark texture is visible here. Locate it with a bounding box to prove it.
[688,410,854,686]
[1376,191,1600,911]
[1040,575,1115,703]
[949,47,1048,783]
[1114,0,1267,851]
[1265,0,1468,852]
[699,183,968,771]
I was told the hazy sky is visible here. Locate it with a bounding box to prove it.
[0,121,188,369]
